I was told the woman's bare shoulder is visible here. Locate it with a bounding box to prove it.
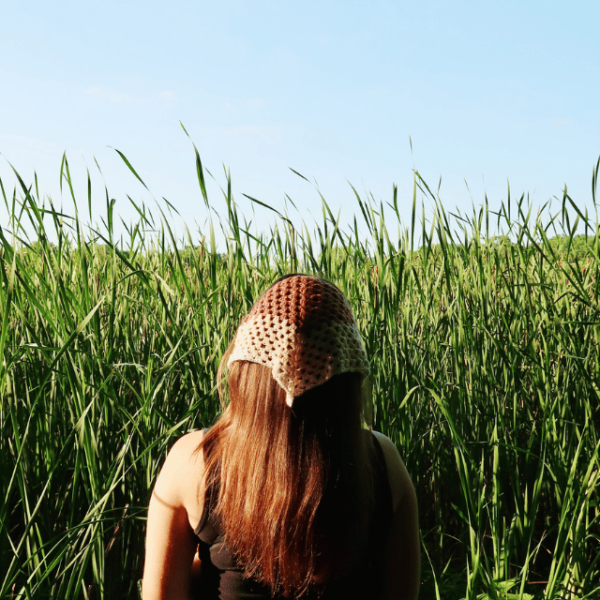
[143,431,205,599]
[372,431,420,599]
[372,431,415,510]
[152,430,206,510]
[168,429,206,457]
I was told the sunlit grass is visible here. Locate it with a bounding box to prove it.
[1,149,599,599]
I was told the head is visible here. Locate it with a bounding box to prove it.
[220,273,370,408]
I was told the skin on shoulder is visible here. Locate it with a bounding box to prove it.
[142,430,205,600]
[372,430,420,600]
[152,430,206,526]
[372,431,414,510]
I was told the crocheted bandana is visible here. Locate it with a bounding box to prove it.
[228,275,370,407]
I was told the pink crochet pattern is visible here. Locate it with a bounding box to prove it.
[228,275,370,406]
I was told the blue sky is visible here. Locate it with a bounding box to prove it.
[1,0,598,247]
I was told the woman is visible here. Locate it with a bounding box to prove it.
[143,275,420,599]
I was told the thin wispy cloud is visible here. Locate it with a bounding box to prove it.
[203,125,282,142]
[0,134,62,159]
[83,87,145,104]
[222,98,265,112]
[83,87,177,104]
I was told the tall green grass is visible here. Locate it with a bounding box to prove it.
[1,151,599,599]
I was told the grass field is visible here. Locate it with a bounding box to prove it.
[1,152,599,599]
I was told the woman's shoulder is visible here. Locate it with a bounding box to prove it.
[168,429,206,457]
[371,430,399,457]
[372,431,421,599]
[159,430,205,477]
[371,431,415,511]
[152,430,206,522]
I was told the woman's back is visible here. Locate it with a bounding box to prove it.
[193,428,393,600]
[143,426,419,600]
[142,275,420,600]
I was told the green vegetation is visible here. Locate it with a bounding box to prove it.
[1,151,599,599]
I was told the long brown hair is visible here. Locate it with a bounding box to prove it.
[199,356,375,597]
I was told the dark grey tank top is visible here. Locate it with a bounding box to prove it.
[193,432,393,600]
